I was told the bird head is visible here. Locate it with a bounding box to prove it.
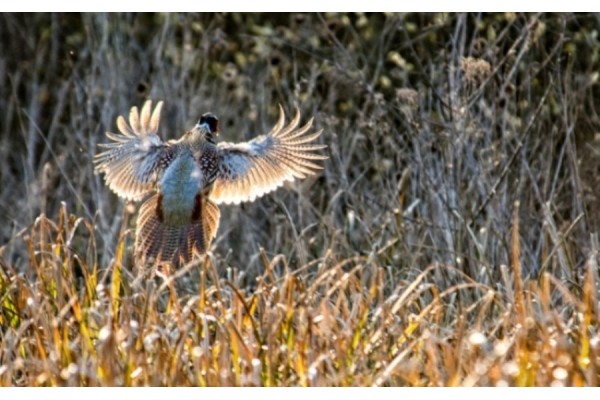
[195,112,219,143]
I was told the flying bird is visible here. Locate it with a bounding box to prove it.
[94,100,327,265]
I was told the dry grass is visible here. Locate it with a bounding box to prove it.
[1,12,600,386]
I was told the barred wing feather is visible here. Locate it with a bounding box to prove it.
[94,100,173,201]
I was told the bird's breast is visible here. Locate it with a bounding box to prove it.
[158,154,203,226]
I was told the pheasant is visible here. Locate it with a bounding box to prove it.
[94,100,327,265]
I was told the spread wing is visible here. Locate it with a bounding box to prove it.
[94,100,174,201]
[209,106,327,205]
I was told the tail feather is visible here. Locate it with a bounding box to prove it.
[135,194,221,264]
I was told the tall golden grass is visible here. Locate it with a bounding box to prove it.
[1,202,598,386]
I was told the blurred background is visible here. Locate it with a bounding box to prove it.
[1,12,599,283]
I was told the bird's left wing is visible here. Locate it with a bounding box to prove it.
[94,100,175,201]
[209,106,327,205]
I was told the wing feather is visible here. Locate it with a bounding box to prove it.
[139,101,149,134]
[117,115,135,137]
[129,105,141,134]
[148,101,163,134]
[210,106,327,205]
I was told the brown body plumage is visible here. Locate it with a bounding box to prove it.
[94,100,327,265]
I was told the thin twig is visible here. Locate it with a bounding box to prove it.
[468,78,554,226]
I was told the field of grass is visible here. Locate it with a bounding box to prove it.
[1,12,600,386]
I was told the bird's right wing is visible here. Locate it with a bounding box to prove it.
[94,100,175,201]
[209,106,327,205]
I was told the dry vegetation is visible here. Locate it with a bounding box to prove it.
[1,12,600,386]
